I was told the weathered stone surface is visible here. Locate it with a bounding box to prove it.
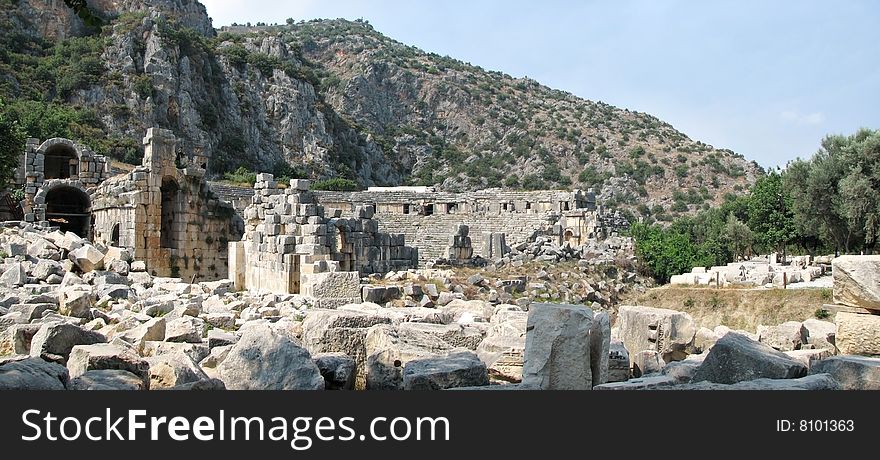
[207,329,238,348]
[67,344,150,389]
[784,349,833,370]
[145,351,211,389]
[313,352,356,390]
[832,255,880,311]
[1,262,26,288]
[476,310,526,382]
[809,355,880,390]
[0,357,69,390]
[522,303,594,390]
[69,244,105,272]
[594,375,677,390]
[365,323,453,390]
[607,341,630,382]
[58,287,92,318]
[617,305,696,363]
[116,317,166,351]
[441,299,493,324]
[403,350,489,390]
[398,322,484,350]
[758,321,808,351]
[662,353,707,383]
[8,303,56,322]
[361,285,400,304]
[692,332,808,384]
[30,322,106,361]
[835,312,880,356]
[0,324,41,356]
[31,259,63,281]
[217,324,323,390]
[165,378,227,391]
[802,319,837,351]
[301,309,392,389]
[164,316,205,343]
[662,374,841,390]
[632,350,665,377]
[590,311,611,386]
[69,369,146,390]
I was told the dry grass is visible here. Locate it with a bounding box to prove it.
[623,285,831,332]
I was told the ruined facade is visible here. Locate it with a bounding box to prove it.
[313,187,624,262]
[228,175,418,305]
[19,137,109,237]
[16,128,242,282]
[90,129,243,281]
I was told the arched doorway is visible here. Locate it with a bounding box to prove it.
[160,177,179,249]
[44,144,78,180]
[45,186,91,237]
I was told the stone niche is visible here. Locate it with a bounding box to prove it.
[90,128,243,281]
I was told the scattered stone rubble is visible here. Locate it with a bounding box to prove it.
[2,210,880,390]
[671,253,827,288]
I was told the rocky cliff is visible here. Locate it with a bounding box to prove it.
[0,0,762,219]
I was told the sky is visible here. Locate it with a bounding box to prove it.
[200,0,880,169]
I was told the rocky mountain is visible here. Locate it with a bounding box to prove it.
[0,0,762,220]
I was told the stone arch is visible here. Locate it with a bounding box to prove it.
[160,176,180,249]
[37,138,84,180]
[563,229,576,244]
[42,183,91,237]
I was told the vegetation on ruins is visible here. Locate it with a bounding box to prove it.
[632,129,880,283]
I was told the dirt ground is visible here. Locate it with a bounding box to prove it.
[622,284,832,332]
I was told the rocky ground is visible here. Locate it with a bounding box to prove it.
[2,222,878,391]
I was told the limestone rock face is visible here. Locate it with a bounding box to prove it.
[692,333,807,384]
[217,324,324,390]
[832,255,880,311]
[522,303,594,390]
[757,321,808,352]
[835,312,880,356]
[67,343,151,389]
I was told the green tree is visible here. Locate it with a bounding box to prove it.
[748,172,796,257]
[0,100,26,189]
[724,214,753,261]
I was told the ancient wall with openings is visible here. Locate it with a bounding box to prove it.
[313,187,621,262]
[228,175,418,304]
[90,128,243,281]
[19,137,109,237]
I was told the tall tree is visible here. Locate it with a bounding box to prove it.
[748,172,796,257]
[0,100,25,190]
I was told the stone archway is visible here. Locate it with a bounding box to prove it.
[41,140,80,180]
[160,176,180,249]
[44,185,91,237]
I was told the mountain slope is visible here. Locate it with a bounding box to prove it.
[0,1,762,220]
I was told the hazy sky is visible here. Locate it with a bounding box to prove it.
[200,0,880,169]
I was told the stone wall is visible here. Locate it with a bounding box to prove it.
[90,128,243,281]
[230,176,418,298]
[313,187,613,262]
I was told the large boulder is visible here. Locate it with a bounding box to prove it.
[522,303,594,390]
[440,299,494,324]
[834,312,880,356]
[475,310,526,383]
[802,319,837,351]
[69,369,146,390]
[58,287,93,318]
[1,262,26,288]
[31,259,63,281]
[69,244,105,273]
[313,352,356,390]
[164,316,205,343]
[116,317,166,352]
[832,255,880,311]
[29,322,106,361]
[0,357,69,390]
[809,355,880,390]
[398,322,485,350]
[590,311,611,386]
[616,305,696,363]
[217,324,323,390]
[757,321,808,351]
[67,344,151,389]
[301,309,392,389]
[692,332,808,384]
[403,350,489,390]
[364,324,453,390]
[145,351,211,389]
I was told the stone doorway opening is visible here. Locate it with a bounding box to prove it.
[44,144,78,180]
[45,186,91,237]
[160,177,179,249]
